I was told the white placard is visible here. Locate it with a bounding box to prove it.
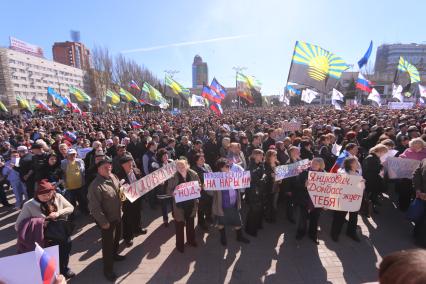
[275,159,310,181]
[174,181,201,203]
[203,171,251,191]
[307,171,364,212]
[384,157,421,179]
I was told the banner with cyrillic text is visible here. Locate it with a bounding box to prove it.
[388,102,414,110]
[174,181,201,203]
[307,171,364,212]
[384,157,420,179]
[123,161,176,202]
[203,171,251,191]
[275,159,310,181]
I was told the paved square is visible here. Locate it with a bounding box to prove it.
[0,190,417,283]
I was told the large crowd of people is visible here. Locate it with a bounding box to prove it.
[1,105,426,282]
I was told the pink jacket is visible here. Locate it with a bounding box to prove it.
[400,148,426,161]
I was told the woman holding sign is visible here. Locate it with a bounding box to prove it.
[295,158,325,244]
[213,158,250,246]
[166,159,200,253]
[331,157,363,242]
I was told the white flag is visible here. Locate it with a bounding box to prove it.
[392,84,404,102]
[332,88,344,102]
[283,96,290,105]
[420,97,425,104]
[332,100,342,110]
[419,85,426,98]
[189,95,205,107]
[368,88,381,107]
[301,89,318,104]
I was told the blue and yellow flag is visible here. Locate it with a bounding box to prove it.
[16,95,32,112]
[165,76,190,100]
[142,82,168,108]
[106,89,120,105]
[288,41,349,92]
[0,101,8,112]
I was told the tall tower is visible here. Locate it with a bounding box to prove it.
[192,55,208,88]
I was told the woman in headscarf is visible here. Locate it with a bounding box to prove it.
[15,180,75,278]
[166,159,200,253]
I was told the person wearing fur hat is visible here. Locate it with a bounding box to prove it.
[15,179,75,278]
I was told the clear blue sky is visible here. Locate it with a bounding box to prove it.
[1,0,424,96]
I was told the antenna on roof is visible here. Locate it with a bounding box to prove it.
[70,30,81,42]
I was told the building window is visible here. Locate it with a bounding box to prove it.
[9,59,15,64]
[20,77,26,81]
[12,76,18,80]
[14,84,19,87]
[15,91,20,95]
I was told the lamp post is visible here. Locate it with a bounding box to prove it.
[232,66,247,109]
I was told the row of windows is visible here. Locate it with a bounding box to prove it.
[8,59,82,78]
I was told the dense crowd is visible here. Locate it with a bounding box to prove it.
[1,105,426,282]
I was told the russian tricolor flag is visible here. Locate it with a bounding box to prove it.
[130,80,141,92]
[35,242,57,284]
[356,73,372,92]
[131,121,143,129]
[209,102,223,116]
[64,131,77,142]
[35,99,53,112]
[330,150,349,173]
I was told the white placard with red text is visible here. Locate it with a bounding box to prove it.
[174,181,201,203]
[203,171,251,191]
[307,171,364,212]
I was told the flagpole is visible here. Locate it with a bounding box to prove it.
[233,66,247,109]
[164,70,179,110]
[284,41,298,106]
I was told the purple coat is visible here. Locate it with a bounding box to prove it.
[400,148,426,161]
[17,217,45,253]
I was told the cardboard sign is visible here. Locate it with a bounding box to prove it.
[275,159,310,181]
[123,161,176,202]
[282,121,301,132]
[0,245,59,284]
[388,102,414,110]
[174,181,201,203]
[385,157,421,179]
[204,171,251,191]
[307,171,364,212]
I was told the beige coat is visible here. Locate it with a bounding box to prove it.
[166,169,200,222]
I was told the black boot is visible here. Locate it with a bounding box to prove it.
[236,229,250,244]
[219,228,227,246]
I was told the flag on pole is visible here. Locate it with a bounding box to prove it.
[69,86,91,103]
[0,101,8,112]
[35,242,57,284]
[397,56,420,83]
[392,84,404,102]
[189,94,206,107]
[236,73,255,103]
[129,80,141,92]
[34,99,53,112]
[332,88,344,102]
[301,88,318,104]
[201,85,222,103]
[142,82,169,107]
[210,78,227,99]
[286,85,301,96]
[419,84,426,98]
[165,75,190,100]
[106,89,120,105]
[358,41,373,69]
[288,41,349,93]
[16,95,32,112]
[237,72,262,91]
[131,121,143,129]
[64,131,77,142]
[330,150,349,173]
[368,88,381,106]
[356,73,372,92]
[209,102,223,116]
[70,102,84,115]
[119,87,139,104]
[47,87,69,109]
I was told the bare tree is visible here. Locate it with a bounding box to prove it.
[88,45,114,109]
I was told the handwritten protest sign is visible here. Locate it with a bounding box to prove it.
[307,171,364,212]
[204,171,251,191]
[0,245,59,284]
[123,161,176,202]
[282,121,301,132]
[174,181,201,203]
[384,157,420,179]
[77,147,92,159]
[275,159,310,181]
[388,102,414,110]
